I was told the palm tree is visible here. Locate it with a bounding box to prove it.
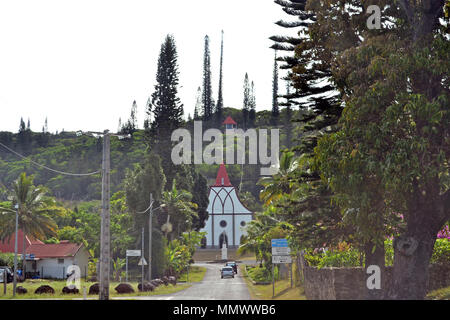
[0,172,59,277]
[237,208,281,265]
[161,180,198,240]
[257,151,300,206]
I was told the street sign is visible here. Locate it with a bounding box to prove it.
[138,257,148,266]
[126,250,141,257]
[271,239,288,247]
[272,255,292,264]
[272,247,291,255]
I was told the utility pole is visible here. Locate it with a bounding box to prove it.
[137,193,165,282]
[99,131,110,300]
[148,193,153,282]
[141,227,145,289]
[75,129,130,301]
[13,204,18,297]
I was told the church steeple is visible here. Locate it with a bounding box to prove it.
[214,163,231,186]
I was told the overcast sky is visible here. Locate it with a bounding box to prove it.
[0,0,298,134]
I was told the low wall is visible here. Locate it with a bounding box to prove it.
[303,263,450,300]
[428,263,450,291]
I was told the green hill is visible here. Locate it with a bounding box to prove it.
[0,107,300,201]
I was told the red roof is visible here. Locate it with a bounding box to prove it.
[223,116,237,125]
[25,242,84,258]
[213,164,232,187]
[0,230,44,253]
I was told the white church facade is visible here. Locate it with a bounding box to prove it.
[200,164,253,248]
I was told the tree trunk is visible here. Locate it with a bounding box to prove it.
[364,242,385,300]
[388,230,436,299]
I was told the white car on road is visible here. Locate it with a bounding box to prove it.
[220,266,234,279]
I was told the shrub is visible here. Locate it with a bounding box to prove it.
[247,266,273,282]
[385,239,394,266]
[385,238,450,265]
[317,249,361,268]
[0,253,14,268]
[431,239,450,264]
[305,248,361,268]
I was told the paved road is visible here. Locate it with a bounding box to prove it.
[118,263,251,300]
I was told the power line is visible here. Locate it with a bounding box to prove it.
[0,141,101,177]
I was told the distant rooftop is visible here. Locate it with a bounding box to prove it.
[222,116,237,125]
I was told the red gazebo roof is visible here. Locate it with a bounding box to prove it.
[222,116,237,125]
[213,164,232,187]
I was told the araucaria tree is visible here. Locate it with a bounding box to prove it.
[311,0,449,299]
[242,73,250,129]
[271,52,279,124]
[202,35,214,121]
[270,0,309,110]
[194,86,203,120]
[148,34,184,155]
[121,100,138,135]
[249,81,256,128]
[215,30,224,126]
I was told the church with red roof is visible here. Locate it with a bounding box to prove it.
[200,164,253,248]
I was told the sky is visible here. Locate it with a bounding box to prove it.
[0,0,298,134]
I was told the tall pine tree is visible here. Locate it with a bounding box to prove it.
[202,35,213,121]
[264,0,347,275]
[18,117,32,155]
[249,81,256,128]
[215,30,224,126]
[242,73,250,129]
[121,100,138,135]
[270,0,312,109]
[271,52,280,125]
[281,81,293,149]
[147,34,184,176]
[194,86,202,120]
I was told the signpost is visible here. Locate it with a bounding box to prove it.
[125,250,141,282]
[138,257,147,266]
[271,239,288,247]
[272,255,292,264]
[272,247,291,255]
[271,238,292,297]
[126,250,141,256]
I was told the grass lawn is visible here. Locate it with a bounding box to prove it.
[426,286,450,300]
[240,265,306,300]
[177,266,207,283]
[0,279,190,300]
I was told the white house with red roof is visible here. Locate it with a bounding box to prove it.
[24,241,90,279]
[1,231,90,279]
[200,164,253,248]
